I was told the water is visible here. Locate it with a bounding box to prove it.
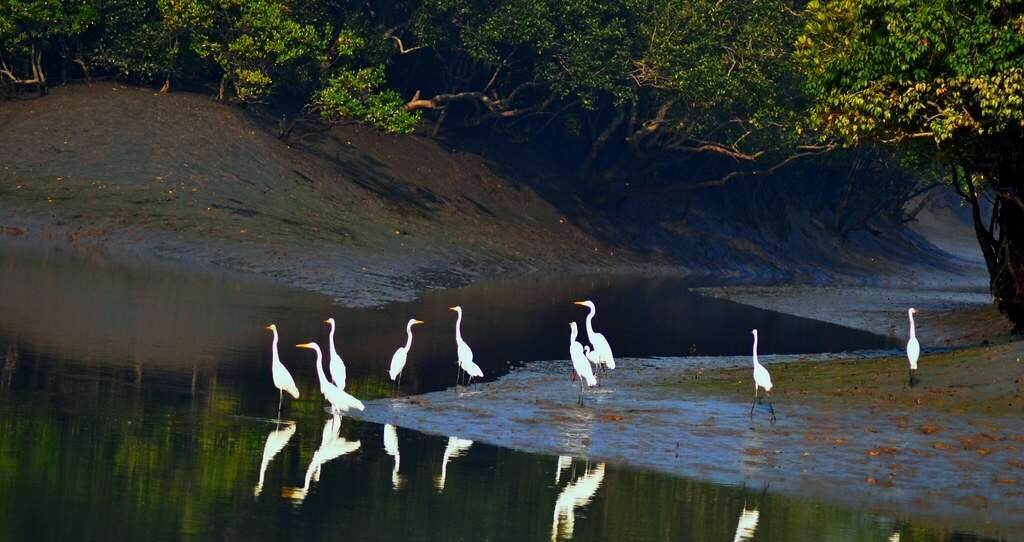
[0,244,896,398]
[0,244,992,541]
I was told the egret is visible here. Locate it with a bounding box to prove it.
[254,422,296,497]
[569,322,598,401]
[551,463,606,542]
[436,436,474,491]
[749,329,775,422]
[296,342,365,415]
[324,317,347,390]
[388,319,424,390]
[906,308,920,387]
[574,300,615,371]
[732,507,760,542]
[450,306,484,385]
[266,324,300,419]
[383,423,403,489]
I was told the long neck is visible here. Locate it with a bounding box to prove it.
[405,323,415,350]
[585,307,596,337]
[909,312,917,339]
[328,322,338,358]
[455,311,463,342]
[271,330,279,365]
[313,348,329,387]
[752,335,759,366]
[570,326,578,344]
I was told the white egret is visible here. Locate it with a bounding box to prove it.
[574,300,615,371]
[254,422,296,496]
[551,463,606,542]
[435,436,474,491]
[732,507,760,542]
[383,423,403,489]
[282,415,361,502]
[906,308,920,387]
[555,455,572,485]
[450,306,484,385]
[388,318,424,389]
[266,324,300,418]
[749,329,775,422]
[569,322,598,399]
[324,317,347,390]
[296,342,365,415]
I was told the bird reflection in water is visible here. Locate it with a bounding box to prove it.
[554,455,571,485]
[282,415,361,502]
[551,461,606,541]
[732,507,760,542]
[383,424,404,489]
[254,422,297,497]
[435,436,474,491]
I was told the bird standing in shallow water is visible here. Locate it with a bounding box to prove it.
[266,324,300,419]
[569,322,597,402]
[574,300,615,372]
[450,306,484,386]
[749,329,775,422]
[906,308,920,387]
[389,319,424,393]
[324,318,347,390]
[296,342,365,414]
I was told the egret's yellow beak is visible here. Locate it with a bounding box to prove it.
[265,325,274,331]
[323,319,330,324]
[448,306,457,311]
[295,343,313,349]
[413,320,425,325]
[573,301,587,306]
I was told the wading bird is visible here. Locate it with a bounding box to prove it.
[388,319,424,391]
[324,317,347,390]
[574,300,615,371]
[450,306,483,385]
[749,329,775,422]
[383,424,403,489]
[254,422,296,497]
[569,322,598,401]
[266,324,300,418]
[296,342,365,415]
[436,436,474,491]
[906,308,920,387]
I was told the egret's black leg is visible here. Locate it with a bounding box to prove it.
[749,386,758,417]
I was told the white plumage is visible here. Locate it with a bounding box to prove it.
[266,324,299,418]
[569,322,598,388]
[575,300,615,370]
[383,423,403,489]
[297,342,365,414]
[749,329,776,420]
[450,306,484,384]
[324,317,347,390]
[436,436,474,491]
[907,308,920,371]
[551,463,606,542]
[389,319,424,382]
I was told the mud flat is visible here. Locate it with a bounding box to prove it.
[351,339,1024,539]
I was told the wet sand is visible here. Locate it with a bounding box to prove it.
[350,340,1024,539]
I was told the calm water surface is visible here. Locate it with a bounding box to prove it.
[0,244,989,541]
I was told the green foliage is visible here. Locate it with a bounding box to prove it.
[315,66,421,133]
[798,0,1024,154]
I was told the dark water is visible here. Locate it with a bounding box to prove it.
[0,244,896,399]
[0,244,991,541]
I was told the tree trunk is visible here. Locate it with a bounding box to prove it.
[990,178,1024,333]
